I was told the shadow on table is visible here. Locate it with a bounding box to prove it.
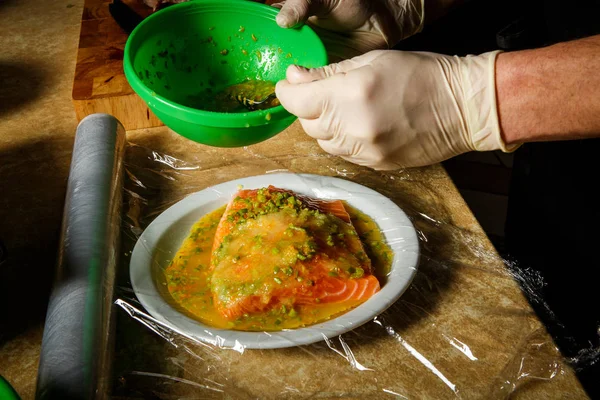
[0,137,73,345]
[0,61,46,117]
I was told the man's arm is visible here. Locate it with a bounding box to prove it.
[275,31,600,170]
[497,34,600,145]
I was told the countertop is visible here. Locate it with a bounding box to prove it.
[0,0,589,398]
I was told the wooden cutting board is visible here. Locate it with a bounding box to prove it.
[73,0,270,131]
[73,0,159,130]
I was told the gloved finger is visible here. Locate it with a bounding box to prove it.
[286,51,385,84]
[298,118,334,141]
[341,153,402,171]
[275,79,327,119]
[285,63,348,84]
[317,139,352,157]
[276,0,312,28]
[338,154,380,169]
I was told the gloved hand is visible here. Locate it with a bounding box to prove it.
[274,0,425,61]
[276,50,518,170]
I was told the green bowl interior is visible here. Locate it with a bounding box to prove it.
[125,0,327,125]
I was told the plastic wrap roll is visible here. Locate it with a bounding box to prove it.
[35,114,126,400]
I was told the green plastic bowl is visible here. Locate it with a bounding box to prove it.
[0,376,20,400]
[124,0,328,147]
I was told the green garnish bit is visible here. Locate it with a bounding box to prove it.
[350,267,364,279]
[289,308,298,318]
[283,267,293,276]
[326,235,335,247]
[273,266,280,274]
[328,271,339,277]
[274,277,282,284]
[271,247,280,255]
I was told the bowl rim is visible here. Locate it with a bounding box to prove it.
[123,0,328,127]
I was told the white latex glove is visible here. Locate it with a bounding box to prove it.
[276,50,518,170]
[274,0,425,61]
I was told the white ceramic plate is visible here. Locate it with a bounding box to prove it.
[130,173,420,349]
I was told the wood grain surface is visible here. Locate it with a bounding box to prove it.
[72,0,158,129]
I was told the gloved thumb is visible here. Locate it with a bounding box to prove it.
[286,51,385,84]
[276,0,311,28]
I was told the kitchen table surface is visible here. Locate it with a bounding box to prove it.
[0,1,589,399]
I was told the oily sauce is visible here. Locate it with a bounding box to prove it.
[186,79,279,113]
[163,203,393,331]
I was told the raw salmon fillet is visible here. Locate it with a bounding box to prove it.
[210,186,380,320]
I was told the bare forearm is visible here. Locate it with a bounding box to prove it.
[496,35,600,145]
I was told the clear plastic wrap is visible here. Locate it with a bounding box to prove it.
[109,127,597,399]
